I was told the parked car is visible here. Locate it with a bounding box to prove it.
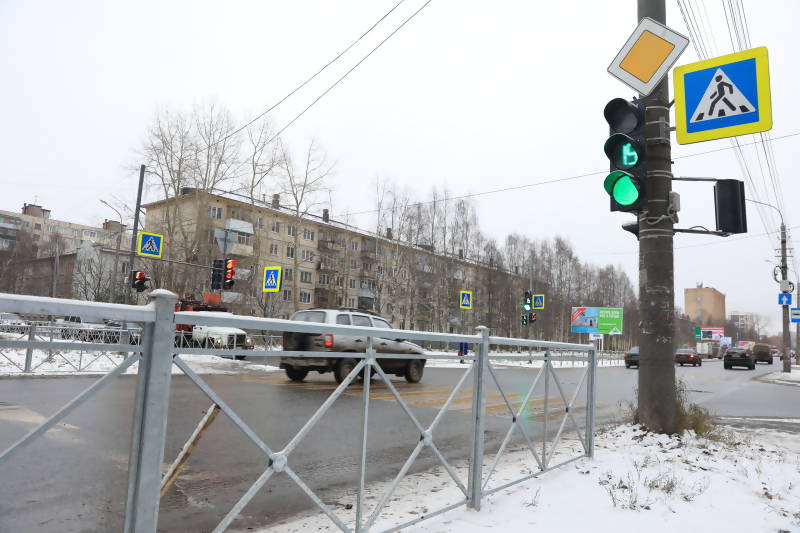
[751,343,773,364]
[624,346,639,368]
[281,308,426,384]
[0,312,27,333]
[675,348,702,367]
[724,347,755,370]
[190,312,254,357]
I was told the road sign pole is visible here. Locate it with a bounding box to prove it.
[636,0,677,434]
[126,164,146,305]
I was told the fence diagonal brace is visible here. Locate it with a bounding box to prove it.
[285,465,352,533]
[212,466,274,533]
[546,366,589,465]
[173,356,275,458]
[365,440,425,531]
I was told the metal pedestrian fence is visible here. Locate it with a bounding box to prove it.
[0,290,596,532]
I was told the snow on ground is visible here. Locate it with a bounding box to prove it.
[760,366,800,386]
[425,351,623,370]
[0,347,281,376]
[260,424,800,533]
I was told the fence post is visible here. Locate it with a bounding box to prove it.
[467,326,489,511]
[355,337,374,533]
[586,345,597,458]
[23,324,36,373]
[124,289,177,533]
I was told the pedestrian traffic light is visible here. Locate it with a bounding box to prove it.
[521,314,528,326]
[604,98,647,212]
[130,271,149,293]
[522,290,532,312]
[714,179,747,234]
[211,259,224,290]
[223,258,237,290]
[529,312,537,324]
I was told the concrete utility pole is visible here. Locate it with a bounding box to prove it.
[780,223,791,372]
[126,165,146,304]
[636,0,677,433]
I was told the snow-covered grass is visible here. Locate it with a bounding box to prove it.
[0,347,281,376]
[760,366,800,386]
[261,423,800,533]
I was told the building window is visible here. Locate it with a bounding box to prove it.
[336,276,343,287]
[362,263,372,271]
[302,249,314,261]
[351,240,358,251]
[283,289,292,301]
[350,259,357,269]
[348,298,356,308]
[300,291,311,304]
[255,216,264,229]
[207,205,223,219]
[46,225,57,232]
[303,228,315,241]
[84,230,96,238]
[34,223,42,230]
[337,296,343,306]
[162,209,169,222]
[319,273,330,285]
[271,220,281,232]
[377,265,383,275]
[287,225,297,237]
[349,278,356,289]
[287,246,295,259]
[270,243,280,255]
[284,268,293,281]
[300,271,312,283]
[360,279,369,289]
[236,231,252,245]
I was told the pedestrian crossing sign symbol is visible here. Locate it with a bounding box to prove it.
[533,294,545,310]
[136,232,163,258]
[674,47,771,144]
[262,266,282,293]
[459,290,473,310]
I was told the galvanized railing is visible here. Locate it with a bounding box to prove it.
[0,290,596,532]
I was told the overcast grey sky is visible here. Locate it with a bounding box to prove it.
[1,1,798,333]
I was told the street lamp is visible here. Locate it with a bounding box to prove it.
[100,200,127,303]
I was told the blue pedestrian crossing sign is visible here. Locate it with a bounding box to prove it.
[533,294,545,310]
[459,290,473,310]
[136,232,163,258]
[779,293,792,306]
[262,266,282,293]
[674,47,771,145]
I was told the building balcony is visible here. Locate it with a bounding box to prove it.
[228,243,254,257]
[318,239,340,252]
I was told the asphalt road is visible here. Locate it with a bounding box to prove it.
[0,357,796,532]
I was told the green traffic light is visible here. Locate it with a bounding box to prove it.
[604,171,640,206]
[621,142,638,167]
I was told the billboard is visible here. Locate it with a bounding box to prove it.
[695,326,725,341]
[570,307,623,335]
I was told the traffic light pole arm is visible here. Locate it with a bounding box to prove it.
[673,228,730,237]
[670,176,720,182]
[138,256,214,270]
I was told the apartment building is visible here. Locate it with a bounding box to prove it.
[729,311,756,332]
[142,189,526,333]
[0,203,128,256]
[684,283,726,325]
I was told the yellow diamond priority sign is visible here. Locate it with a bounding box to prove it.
[608,17,689,96]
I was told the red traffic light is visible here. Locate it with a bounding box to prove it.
[134,271,146,280]
[226,259,237,269]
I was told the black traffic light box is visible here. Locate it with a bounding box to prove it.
[211,259,224,290]
[223,258,237,290]
[714,179,747,234]
[603,98,647,213]
[130,271,149,293]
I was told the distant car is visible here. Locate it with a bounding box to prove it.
[0,312,27,333]
[281,308,426,384]
[751,343,773,365]
[724,347,755,370]
[624,346,639,368]
[675,348,701,367]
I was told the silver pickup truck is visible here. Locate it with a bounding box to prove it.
[280,308,426,384]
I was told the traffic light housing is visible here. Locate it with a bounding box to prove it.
[714,179,747,234]
[521,313,529,326]
[223,258,237,290]
[522,290,532,312]
[603,98,647,212]
[130,271,149,293]
[622,220,640,240]
[211,259,224,290]
[529,312,537,324]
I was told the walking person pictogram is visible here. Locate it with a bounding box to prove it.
[691,69,754,122]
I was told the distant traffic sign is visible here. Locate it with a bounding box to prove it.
[779,293,792,306]
[262,266,282,293]
[674,47,772,144]
[137,232,163,258]
[607,17,689,96]
[791,308,800,323]
[459,290,473,310]
[533,294,545,310]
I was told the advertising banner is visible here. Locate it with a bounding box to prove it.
[570,307,623,335]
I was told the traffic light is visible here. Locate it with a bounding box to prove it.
[603,98,647,212]
[529,312,537,324]
[714,179,747,234]
[223,258,237,290]
[622,220,640,240]
[522,290,532,312]
[130,271,149,293]
[211,259,224,290]
[521,313,529,326]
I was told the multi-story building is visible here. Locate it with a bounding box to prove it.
[729,311,756,333]
[684,284,726,325]
[141,189,526,334]
[0,203,128,256]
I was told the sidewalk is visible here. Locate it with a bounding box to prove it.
[759,365,800,387]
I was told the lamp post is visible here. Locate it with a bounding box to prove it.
[749,199,791,372]
[100,200,126,303]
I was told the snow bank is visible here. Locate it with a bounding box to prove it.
[760,366,800,386]
[265,424,800,533]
